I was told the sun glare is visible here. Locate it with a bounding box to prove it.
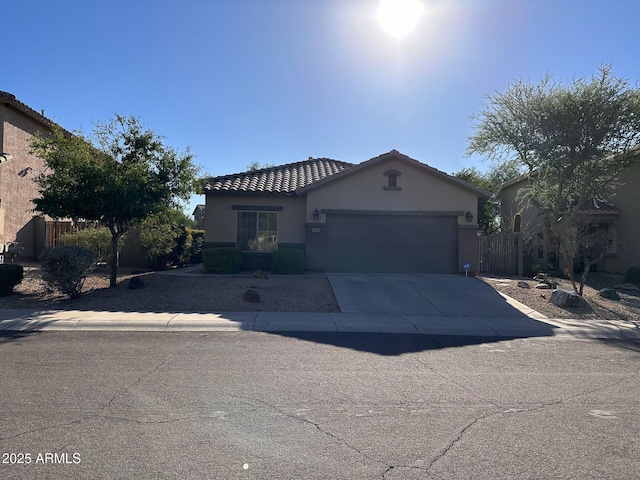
[377,0,425,38]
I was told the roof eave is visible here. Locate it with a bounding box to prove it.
[204,189,299,198]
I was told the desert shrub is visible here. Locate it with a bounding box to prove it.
[624,265,640,285]
[187,229,205,264]
[523,261,541,278]
[140,220,179,270]
[40,246,96,299]
[56,227,121,262]
[0,264,24,296]
[271,249,305,274]
[140,209,197,270]
[203,248,242,274]
[171,225,193,267]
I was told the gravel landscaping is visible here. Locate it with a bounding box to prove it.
[481,273,640,326]
[0,263,340,313]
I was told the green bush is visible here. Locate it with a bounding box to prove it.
[0,264,24,296]
[56,228,121,263]
[203,248,242,274]
[271,249,305,274]
[624,265,640,285]
[140,219,179,270]
[188,229,205,264]
[40,246,96,299]
[140,210,199,270]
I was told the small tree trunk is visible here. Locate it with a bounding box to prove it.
[110,233,119,288]
[579,267,590,296]
[565,253,579,294]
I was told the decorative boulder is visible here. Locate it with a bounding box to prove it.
[244,289,260,303]
[128,276,145,289]
[597,288,620,301]
[535,283,551,290]
[518,281,531,289]
[550,289,587,308]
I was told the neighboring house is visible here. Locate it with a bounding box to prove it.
[0,91,58,260]
[192,204,205,229]
[203,150,490,273]
[499,157,640,274]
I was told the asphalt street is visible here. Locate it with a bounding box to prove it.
[0,331,638,479]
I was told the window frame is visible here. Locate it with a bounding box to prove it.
[236,210,279,252]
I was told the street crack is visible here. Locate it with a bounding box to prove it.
[102,333,210,411]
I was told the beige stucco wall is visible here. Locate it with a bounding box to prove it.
[0,104,49,258]
[204,194,306,246]
[605,161,640,272]
[305,157,479,226]
[499,181,545,235]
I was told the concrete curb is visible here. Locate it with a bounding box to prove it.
[0,308,638,340]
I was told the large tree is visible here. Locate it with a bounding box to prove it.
[467,66,640,294]
[454,160,521,235]
[31,115,200,287]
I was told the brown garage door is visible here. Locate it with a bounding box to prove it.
[325,214,457,273]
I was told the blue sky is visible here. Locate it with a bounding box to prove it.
[4,0,640,214]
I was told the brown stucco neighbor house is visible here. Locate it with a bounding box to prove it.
[0,91,60,260]
[203,150,491,273]
[498,153,640,274]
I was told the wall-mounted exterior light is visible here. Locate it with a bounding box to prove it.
[313,209,320,221]
[465,211,474,223]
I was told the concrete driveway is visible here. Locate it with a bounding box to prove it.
[327,274,528,317]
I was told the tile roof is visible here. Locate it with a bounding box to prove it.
[0,90,56,129]
[204,158,353,194]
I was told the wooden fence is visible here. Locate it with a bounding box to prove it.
[44,220,96,247]
[478,233,523,276]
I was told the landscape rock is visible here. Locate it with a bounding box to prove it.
[518,281,531,289]
[597,288,620,301]
[128,276,145,289]
[550,289,587,308]
[244,289,260,303]
[253,270,270,280]
[535,283,551,290]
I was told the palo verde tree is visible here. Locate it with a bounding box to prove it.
[31,115,200,287]
[467,66,640,294]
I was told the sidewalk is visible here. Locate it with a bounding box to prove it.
[0,308,638,340]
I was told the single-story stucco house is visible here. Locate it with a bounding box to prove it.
[203,150,490,274]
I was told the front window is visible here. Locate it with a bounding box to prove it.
[237,212,278,251]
